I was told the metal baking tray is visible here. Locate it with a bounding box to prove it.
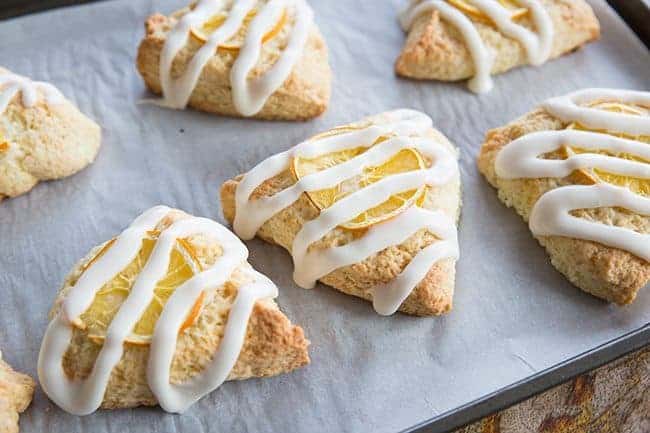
[0,1,648,432]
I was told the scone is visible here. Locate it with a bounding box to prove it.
[136,0,331,120]
[0,68,101,201]
[478,88,650,304]
[38,206,309,415]
[397,0,600,93]
[221,109,461,316]
[0,351,35,433]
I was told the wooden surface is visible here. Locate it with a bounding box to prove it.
[454,346,650,433]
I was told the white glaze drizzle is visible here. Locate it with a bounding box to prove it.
[0,71,63,114]
[38,206,278,415]
[233,109,460,315]
[495,89,650,261]
[544,88,650,137]
[472,0,552,64]
[495,130,650,180]
[400,0,494,93]
[157,0,313,116]
[529,184,650,261]
[399,0,553,94]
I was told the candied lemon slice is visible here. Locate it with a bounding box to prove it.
[562,145,650,196]
[75,232,204,346]
[447,0,528,22]
[189,7,287,52]
[558,145,599,185]
[562,101,650,197]
[292,132,427,230]
[586,101,648,116]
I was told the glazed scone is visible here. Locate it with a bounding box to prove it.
[0,68,101,201]
[0,351,35,433]
[478,89,650,304]
[136,0,331,120]
[397,0,600,93]
[221,109,461,316]
[38,206,309,415]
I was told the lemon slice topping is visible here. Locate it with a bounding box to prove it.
[562,101,650,196]
[75,231,204,346]
[291,130,427,230]
[189,7,287,52]
[447,0,528,22]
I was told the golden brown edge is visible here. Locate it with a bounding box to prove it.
[219,164,459,317]
[395,0,601,81]
[46,209,309,410]
[135,8,331,121]
[0,353,35,433]
[477,108,649,305]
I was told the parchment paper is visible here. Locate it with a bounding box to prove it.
[0,1,648,432]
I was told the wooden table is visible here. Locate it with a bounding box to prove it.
[454,347,649,433]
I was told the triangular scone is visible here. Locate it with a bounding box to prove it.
[396,0,600,93]
[136,0,331,120]
[221,110,461,316]
[0,351,35,433]
[0,67,101,202]
[478,89,650,304]
[38,207,309,415]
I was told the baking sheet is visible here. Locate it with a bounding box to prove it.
[0,0,648,432]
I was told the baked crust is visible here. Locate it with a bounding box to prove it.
[136,3,331,120]
[48,209,309,409]
[220,119,461,316]
[477,108,649,305]
[396,0,600,81]
[0,352,35,433]
[0,67,101,202]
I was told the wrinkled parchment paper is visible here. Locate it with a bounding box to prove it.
[0,1,648,432]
